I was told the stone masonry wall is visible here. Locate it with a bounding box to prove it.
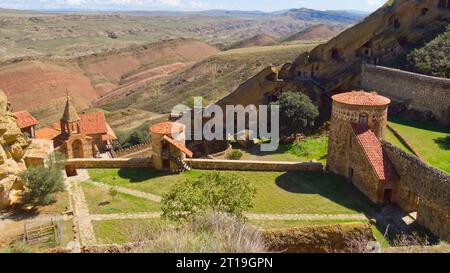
[66,158,153,169]
[382,142,450,241]
[361,64,450,125]
[184,159,323,172]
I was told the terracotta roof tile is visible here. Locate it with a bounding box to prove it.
[35,126,61,140]
[163,135,193,158]
[79,112,108,135]
[333,91,391,106]
[351,123,399,181]
[13,111,39,129]
[150,122,185,135]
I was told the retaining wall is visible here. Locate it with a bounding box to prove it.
[66,158,153,169]
[361,64,450,125]
[184,159,323,172]
[382,142,450,242]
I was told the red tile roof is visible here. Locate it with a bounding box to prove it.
[163,135,193,158]
[150,122,185,135]
[35,126,61,140]
[79,112,108,135]
[333,91,391,106]
[35,112,116,141]
[351,123,399,181]
[14,111,39,129]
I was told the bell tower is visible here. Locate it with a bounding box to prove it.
[60,96,81,136]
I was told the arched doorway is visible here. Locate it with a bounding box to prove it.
[72,139,84,158]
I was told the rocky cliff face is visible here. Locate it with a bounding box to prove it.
[0,89,30,209]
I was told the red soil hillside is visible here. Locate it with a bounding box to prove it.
[0,60,97,112]
[0,39,218,113]
[77,39,219,89]
[284,24,344,42]
[226,34,279,50]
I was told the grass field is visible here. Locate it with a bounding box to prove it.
[88,169,376,215]
[237,136,328,163]
[387,117,450,173]
[93,219,163,245]
[81,182,161,215]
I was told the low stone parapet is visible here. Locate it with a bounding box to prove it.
[184,159,323,172]
[65,158,153,169]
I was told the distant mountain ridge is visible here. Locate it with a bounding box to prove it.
[5,7,368,20]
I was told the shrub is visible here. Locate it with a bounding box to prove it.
[20,152,66,206]
[113,126,151,150]
[273,92,319,137]
[408,27,450,78]
[161,172,256,222]
[127,212,267,253]
[227,150,243,160]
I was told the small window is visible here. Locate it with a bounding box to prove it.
[331,48,339,59]
[394,19,401,29]
[359,113,369,124]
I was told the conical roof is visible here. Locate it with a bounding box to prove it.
[61,96,80,123]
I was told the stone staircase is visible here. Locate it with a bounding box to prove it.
[170,155,191,173]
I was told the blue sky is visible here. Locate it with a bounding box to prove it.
[0,0,387,12]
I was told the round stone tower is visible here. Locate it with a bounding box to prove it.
[150,122,187,171]
[326,90,391,176]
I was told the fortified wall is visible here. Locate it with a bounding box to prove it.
[362,64,450,125]
[382,142,450,241]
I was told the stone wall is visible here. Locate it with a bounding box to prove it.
[362,64,450,125]
[263,222,375,253]
[382,142,450,241]
[184,159,323,172]
[115,141,152,158]
[66,158,153,169]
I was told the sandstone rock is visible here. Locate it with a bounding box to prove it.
[0,89,31,209]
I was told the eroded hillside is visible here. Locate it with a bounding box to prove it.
[0,39,218,127]
[99,42,318,114]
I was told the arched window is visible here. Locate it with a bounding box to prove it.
[359,113,369,125]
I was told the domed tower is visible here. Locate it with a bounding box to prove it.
[327,91,391,177]
[150,122,193,172]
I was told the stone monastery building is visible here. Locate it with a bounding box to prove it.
[327,91,399,205]
[35,97,117,159]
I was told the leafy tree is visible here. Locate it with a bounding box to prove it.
[20,152,66,206]
[408,27,450,78]
[161,172,256,222]
[113,126,151,150]
[227,150,243,160]
[274,91,319,136]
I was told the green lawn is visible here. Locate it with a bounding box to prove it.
[236,136,328,163]
[93,219,163,245]
[387,117,450,173]
[81,182,161,215]
[88,169,376,215]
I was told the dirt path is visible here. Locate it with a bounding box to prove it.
[66,170,96,247]
[86,211,366,222]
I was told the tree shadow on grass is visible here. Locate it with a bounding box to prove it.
[117,168,172,183]
[434,135,450,150]
[275,171,379,216]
